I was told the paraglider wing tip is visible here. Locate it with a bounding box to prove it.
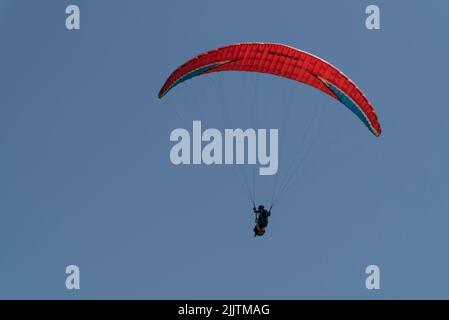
[373,125,382,137]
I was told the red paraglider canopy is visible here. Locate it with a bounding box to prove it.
[158,42,381,136]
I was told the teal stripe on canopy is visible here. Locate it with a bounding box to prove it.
[324,81,375,135]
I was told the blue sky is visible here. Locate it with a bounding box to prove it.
[0,0,448,299]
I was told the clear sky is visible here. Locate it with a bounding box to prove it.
[1,0,448,299]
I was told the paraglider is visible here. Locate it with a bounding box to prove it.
[253,205,271,237]
[158,42,382,237]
